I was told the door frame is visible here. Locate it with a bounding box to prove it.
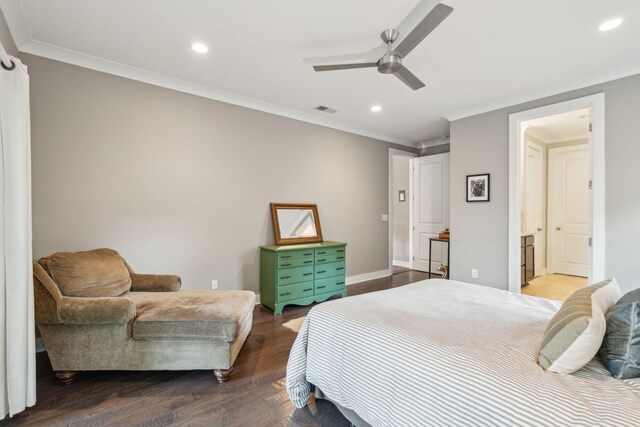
[547,144,590,276]
[508,93,605,293]
[388,148,417,276]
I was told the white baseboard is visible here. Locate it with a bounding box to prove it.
[392,260,411,269]
[346,269,390,286]
[36,337,45,353]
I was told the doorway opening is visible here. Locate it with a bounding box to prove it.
[388,149,416,276]
[508,93,605,296]
[520,109,590,300]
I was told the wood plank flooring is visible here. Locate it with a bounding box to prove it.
[1,269,429,427]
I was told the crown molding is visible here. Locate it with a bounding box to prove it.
[443,60,640,122]
[526,126,589,145]
[524,126,552,143]
[418,137,450,149]
[19,40,415,147]
[0,2,415,148]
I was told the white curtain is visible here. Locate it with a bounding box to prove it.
[0,54,36,418]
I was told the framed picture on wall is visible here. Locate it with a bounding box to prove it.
[466,173,490,202]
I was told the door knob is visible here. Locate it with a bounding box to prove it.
[556,227,561,231]
[537,227,543,231]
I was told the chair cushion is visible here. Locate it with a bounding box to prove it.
[538,278,621,374]
[44,248,132,297]
[599,288,640,379]
[127,290,255,342]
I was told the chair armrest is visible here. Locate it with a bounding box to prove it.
[129,273,181,292]
[58,297,135,325]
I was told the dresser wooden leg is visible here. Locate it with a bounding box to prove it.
[213,367,233,383]
[56,370,78,384]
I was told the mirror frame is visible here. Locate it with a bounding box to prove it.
[270,203,324,246]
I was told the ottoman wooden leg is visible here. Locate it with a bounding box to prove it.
[213,367,233,383]
[56,370,79,384]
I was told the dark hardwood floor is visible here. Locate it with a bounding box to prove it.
[1,269,429,427]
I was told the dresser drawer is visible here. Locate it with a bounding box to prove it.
[315,247,346,257]
[277,250,315,262]
[276,265,314,286]
[277,257,315,269]
[315,261,345,279]
[315,276,346,294]
[276,282,314,302]
[315,253,346,264]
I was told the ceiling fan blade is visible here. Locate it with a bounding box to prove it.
[393,3,453,58]
[313,63,378,72]
[393,66,425,90]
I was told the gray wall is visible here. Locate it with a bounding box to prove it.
[450,73,640,294]
[22,53,416,295]
[392,156,410,263]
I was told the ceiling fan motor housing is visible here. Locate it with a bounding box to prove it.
[378,53,402,74]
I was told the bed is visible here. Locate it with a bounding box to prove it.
[286,279,640,426]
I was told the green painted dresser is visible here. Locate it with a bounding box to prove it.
[260,241,347,315]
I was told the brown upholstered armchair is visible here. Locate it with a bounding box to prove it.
[33,249,255,384]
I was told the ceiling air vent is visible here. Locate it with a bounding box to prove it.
[313,105,337,114]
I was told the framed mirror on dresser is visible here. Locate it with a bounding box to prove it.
[270,203,323,245]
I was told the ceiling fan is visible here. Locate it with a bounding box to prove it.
[312,3,453,91]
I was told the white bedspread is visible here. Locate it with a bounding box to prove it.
[286,279,640,426]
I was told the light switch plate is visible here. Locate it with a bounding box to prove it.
[381,214,389,222]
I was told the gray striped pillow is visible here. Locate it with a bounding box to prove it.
[539,278,621,374]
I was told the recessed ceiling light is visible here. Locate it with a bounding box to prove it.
[191,42,209,53]
[371,105,382,112]
[598,18,622,32]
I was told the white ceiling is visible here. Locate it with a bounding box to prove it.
[2,0,640,146]
[524,108,590,143]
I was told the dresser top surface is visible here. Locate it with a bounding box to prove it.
[260,241,346,252]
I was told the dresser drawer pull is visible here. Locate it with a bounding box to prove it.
[304,260,313,264]
[280,275,291,279]
[317,285,326,289]
[337,256,344,260]
[337,282,345,285]
[281,255,291,259]
[303,273,313,276]
[303,288,313,292]
[318,259,326,262]
[337,249,345,253]
[317,270,326,274]
[317,251,327,255]
[280,263,291,267]
[304,252,313,256]
[336,267,344,271]
[280,292,291,297]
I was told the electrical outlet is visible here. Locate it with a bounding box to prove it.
[381,214,389,222]
[211,280,218,290]
[471,269,478,279]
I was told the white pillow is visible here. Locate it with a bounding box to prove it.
[538,278,621,374]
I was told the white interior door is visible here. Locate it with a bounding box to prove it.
[412,153,450,273]
[524,142,544,276]
[548,145,589,277]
